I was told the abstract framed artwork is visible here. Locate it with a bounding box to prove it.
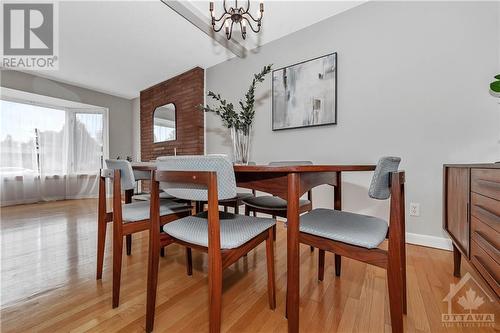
[272,52,337,131]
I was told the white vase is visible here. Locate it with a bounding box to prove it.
[230,127,251,165]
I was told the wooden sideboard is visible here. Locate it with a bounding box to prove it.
[443,163,500,297]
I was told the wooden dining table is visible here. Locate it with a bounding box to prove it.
[131,162,376,333]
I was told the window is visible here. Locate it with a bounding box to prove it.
[0,98,108,206]
[74,112,105,174]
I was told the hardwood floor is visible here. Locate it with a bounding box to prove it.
[1,199,498,332]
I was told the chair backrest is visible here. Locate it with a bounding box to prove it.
[105,159,136,191]
[156,155,236,201]
[268,161,313,166]
[368,156,401,200]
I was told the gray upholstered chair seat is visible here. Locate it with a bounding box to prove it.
[120,200,189,223]
[218,192,254,203]
[133,192,175,201]
[163,212,276,249]
[300,208,388,249]
[242,196,310,210]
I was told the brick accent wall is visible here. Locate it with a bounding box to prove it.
[140,67,204,161]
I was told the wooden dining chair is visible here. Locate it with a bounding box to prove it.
[196,162,257,214]
[146,155,276,333]
[119,164,191,257]
[123,168,165,255]
[96,159,193,308]
[132,168,176,202]
[298,156,406,332]
[242,161,316,251]
[243,161,313,218]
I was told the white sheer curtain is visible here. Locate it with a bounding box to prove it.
[0,100,107,206]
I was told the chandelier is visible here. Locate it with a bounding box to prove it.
[209,1,264,40]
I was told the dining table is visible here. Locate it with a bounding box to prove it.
[130,161,376,333]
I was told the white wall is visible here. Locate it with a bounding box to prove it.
[1,70,134,159]
[206,1,500,246]
[132,97,141,161]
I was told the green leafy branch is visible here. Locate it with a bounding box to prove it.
[200,64,272,135]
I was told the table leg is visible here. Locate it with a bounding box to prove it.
[333,172,342,275]
[286,173,300,333]
[334,172,341,209]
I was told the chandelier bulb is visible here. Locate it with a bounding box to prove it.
[210,0,264,40]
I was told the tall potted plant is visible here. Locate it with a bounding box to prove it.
[201,65,272,164]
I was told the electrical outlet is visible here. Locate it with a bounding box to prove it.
[409,203,420,217]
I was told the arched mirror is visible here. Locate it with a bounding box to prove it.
[153,103,176,143]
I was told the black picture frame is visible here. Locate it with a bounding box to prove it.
[272,52,338,131]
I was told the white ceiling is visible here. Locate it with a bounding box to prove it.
[189,1,365,49]
[31,1,365,99]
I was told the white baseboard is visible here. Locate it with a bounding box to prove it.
[406,232,452,251]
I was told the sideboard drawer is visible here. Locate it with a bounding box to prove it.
[472,169,500,201]
[472,217,500,264]
[471,240,500,297]
[471,193,500,233]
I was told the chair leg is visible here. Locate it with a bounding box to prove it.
[387,252,404,333]
[160,247,165,257]
[96,220,107,280]
[318,249,325,281]
[126,234,132,256]
[243,206,250,257]
[234,203,239,215]
[310,246,314,252]
[112,233,124,308]
[334,254,341,277]
[208,254,223,333]
[266,227,276,310]
[224,205,228,213]
[145,240,160,333]
[186,247,193,276]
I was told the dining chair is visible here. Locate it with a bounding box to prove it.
[96,159,193,308]
[298,156,406,332]
[131,167,191,257]
[132,168,176,201]
[243,161,313,219]
[146,155,276,333]
[196,161,257,214]
[124,168,153,255]
[242,161,316,251]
